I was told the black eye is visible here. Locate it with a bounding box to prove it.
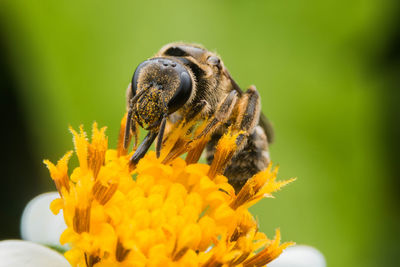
[131,60,151,96]
[207,56,220,66]
[167,66,192,113]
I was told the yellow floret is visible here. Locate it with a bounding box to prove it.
[44,115,294,266]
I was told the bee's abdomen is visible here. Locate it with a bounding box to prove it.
[206,126,270,193]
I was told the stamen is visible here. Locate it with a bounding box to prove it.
[160,119,196,163]
[70,125,88,173]
[186,121,212,164]
[173,247,189,261]
[43,151,73,196]
[116,239,130,262]
[242,229,295,267]
[92,180,118,205]
[73,205,91,233]
[230,211,256,242]
[230,250,251,266]
[230,166,296,210]
[84,253,100,267]
[87,123,107,179]
[185,136,209,164]
[162,137,188,164]
[87,145,105,179]
[230,179,258,210]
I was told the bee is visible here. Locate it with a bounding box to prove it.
[124,43,273,192]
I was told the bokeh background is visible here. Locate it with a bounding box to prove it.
[1,0,399,266]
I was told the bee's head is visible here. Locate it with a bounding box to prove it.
[129,58,193,130]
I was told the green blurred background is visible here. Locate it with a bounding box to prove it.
[0,0,399,266]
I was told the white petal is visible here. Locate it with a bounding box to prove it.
[268,245,326,267]
[20,192,67,248]
[0,240,70,267]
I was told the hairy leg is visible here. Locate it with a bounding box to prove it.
[206,86,270,193]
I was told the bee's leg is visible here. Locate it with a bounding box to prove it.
[124,83,141,149]
[186,100,208,122]
[155,116,167,158]
[129,131,157,168]
[230,86,270,192]
[226,126,270,193]
[232,85,261,147]
[124,108,140,150]
[195,90,238,139]
[207,86,270,193]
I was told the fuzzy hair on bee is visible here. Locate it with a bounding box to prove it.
[124,42,274,192]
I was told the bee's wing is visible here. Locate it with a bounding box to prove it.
[259,112,274,144]
[224,69,243,97]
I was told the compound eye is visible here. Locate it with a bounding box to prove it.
[207,56,220,66]
[131,58,192,114]
[131,60,151,96]
[167,67,192,114]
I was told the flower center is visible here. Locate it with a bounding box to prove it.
[44,115,295,266]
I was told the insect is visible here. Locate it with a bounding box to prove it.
[124,43,273,192]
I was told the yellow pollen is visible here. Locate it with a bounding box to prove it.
[45,115,295,266]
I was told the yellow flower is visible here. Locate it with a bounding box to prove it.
[44,115,295,267]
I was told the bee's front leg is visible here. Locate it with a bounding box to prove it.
[124,83,140,149]
[129,131,158,168]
